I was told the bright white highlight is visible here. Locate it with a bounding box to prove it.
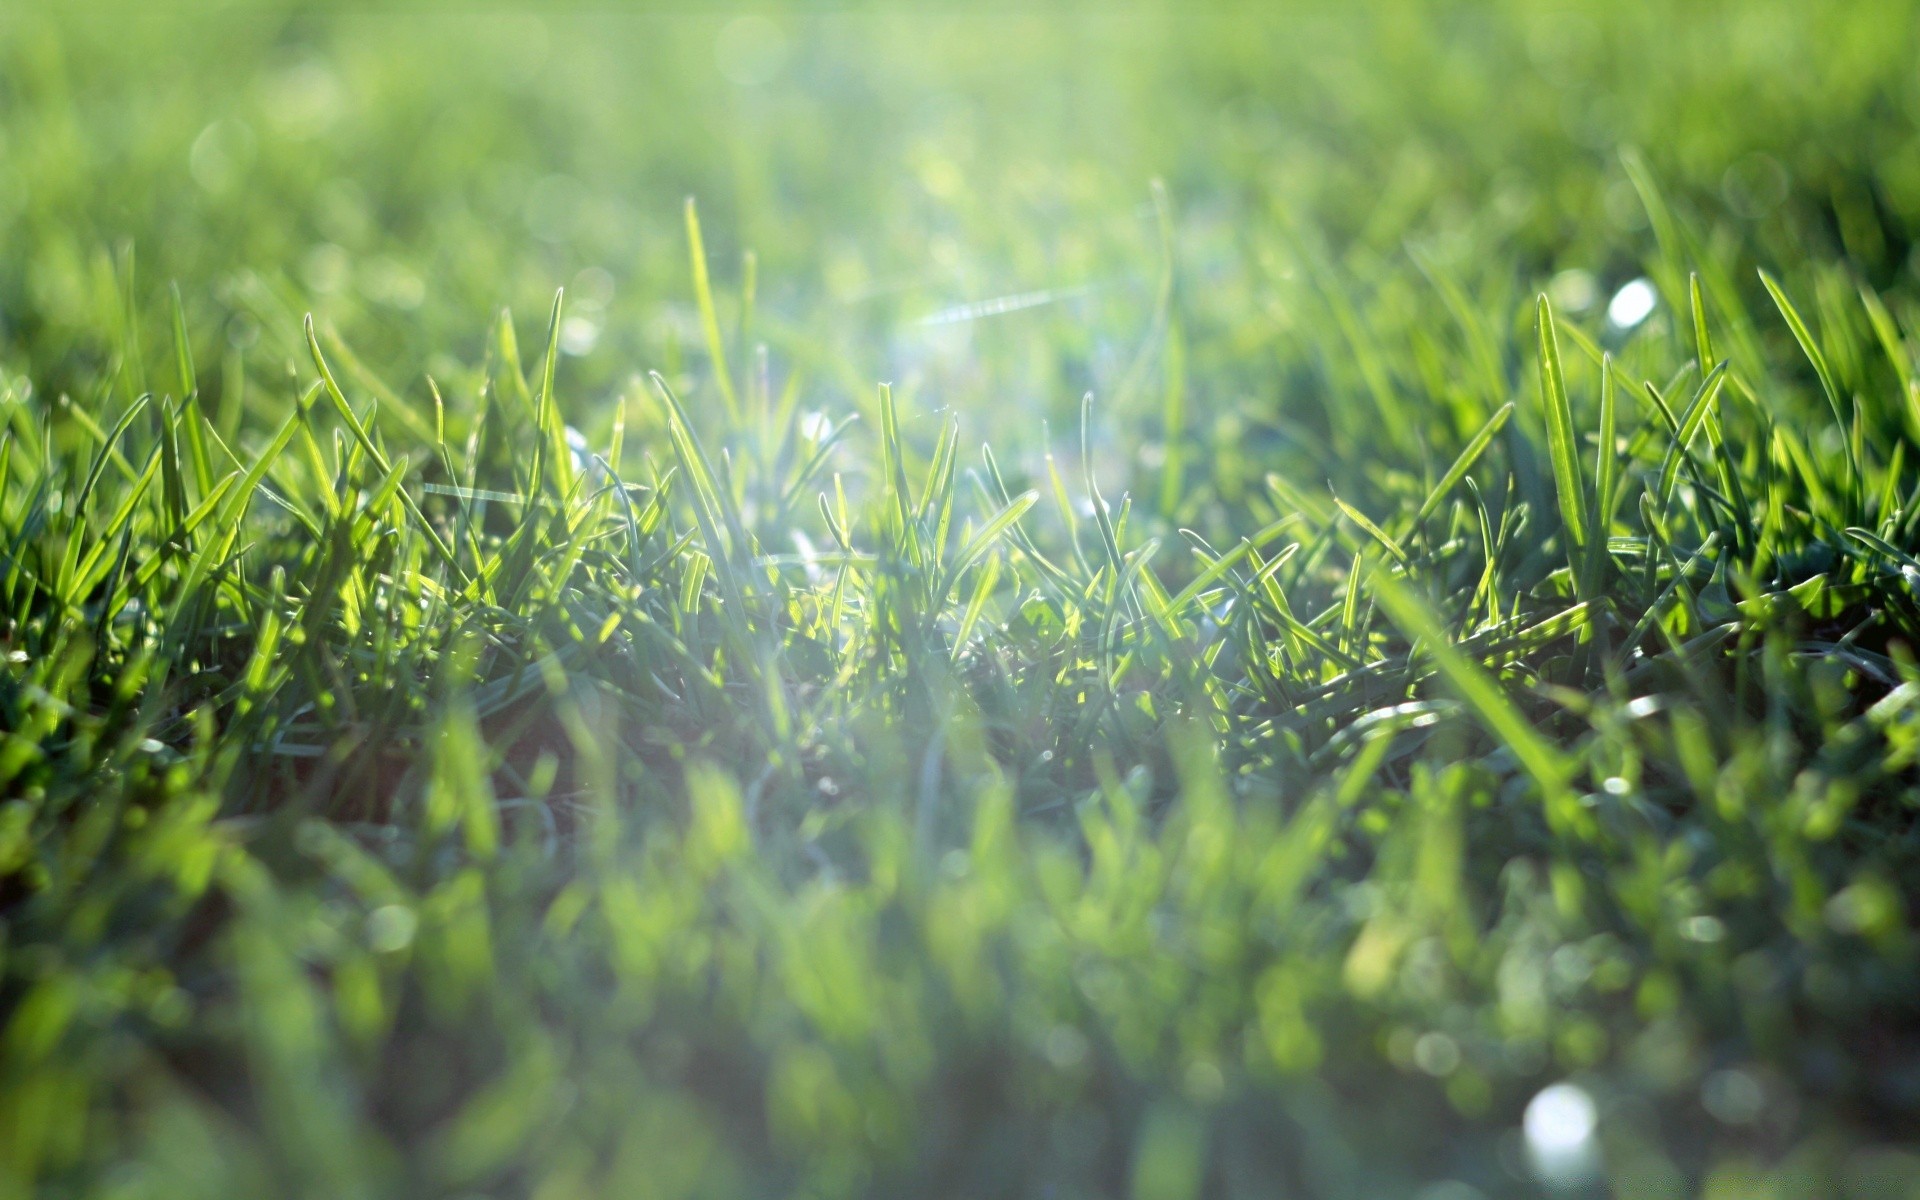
[1524,1083,1595,1152]
[1607,278,1657,328]
[1524,1082,1598,1186]
[799,411,834,441]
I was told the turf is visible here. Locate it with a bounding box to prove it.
[5,2,1920,1197]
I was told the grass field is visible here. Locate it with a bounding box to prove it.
[6,1,1920,1196]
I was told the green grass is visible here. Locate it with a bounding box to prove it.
[6,1,1920,1196]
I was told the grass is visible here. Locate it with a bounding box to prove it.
[6,1,1920,1196]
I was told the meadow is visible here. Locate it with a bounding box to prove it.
[5,1,1920,1196]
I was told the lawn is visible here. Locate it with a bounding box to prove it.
[5,1,1920,1196]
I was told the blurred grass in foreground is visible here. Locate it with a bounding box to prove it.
[5,1,1920,1197]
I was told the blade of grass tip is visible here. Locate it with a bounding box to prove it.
[950,552,1001,662]
[1876,440,1904,530]
[878,382,914,540]
[978,445,1076,597]
[648,371,751,608]
[1536,294,1590,598]
[778,414,859,514]
[1760,269,1860,495]
[494,306,533,410]
[1157,537,1253,624]
[916,411,958,524]
[1689,273,1715,373]
[1044,432,1091,578]
[1249,542,1345,668]
[1655,361,1730,506]
[1082,393,1126,586]
[1588,354,1617,589]
[818,492,850,552]
[91,522,138,649]
[685,197,740,423]
[304,315,463,579]
[361,453,412,531]
[1688,285,1756,552]
[308,315,392,471]
[214,382,317,530]
[1334,497,1408,566]
[320,324,439,447]
[170,283,214,499]
[1556,312,1651,414]
[1097,537,1158,681]
[1611,533,1721,672]
[1265,470,1333,526]
[72,393,152,521]
[1639,374,1682,437]
[156,395,188,541]
[1413,401,1512,525]
[1466,477,1500,625]
[72,448,161,592]
[54,378,139,484]
[535,288,575,496]
[1339,550,1364,655]
[1365,559,1578,817]
[1859,283,1915,391]
[1843,526,1920,573]
[930,420,960,559]
[937,490,1036,602]
[834,472,852,555]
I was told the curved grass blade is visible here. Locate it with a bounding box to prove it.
[1414,401,1512,524]
[1760,269,1860,504]
[1535,295,1589,595]
[1366,560,1581,829]
[685,197,740,423]
[937,490,1037,602]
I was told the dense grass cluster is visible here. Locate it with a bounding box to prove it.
[6,2,1920,1196]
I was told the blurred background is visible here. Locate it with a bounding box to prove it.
[5,0,1917,502]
